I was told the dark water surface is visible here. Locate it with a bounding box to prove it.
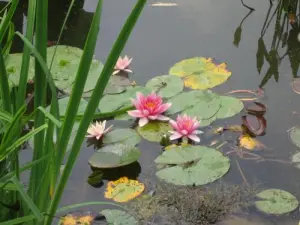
[9,0,300,223]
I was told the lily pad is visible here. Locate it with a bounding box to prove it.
[169,57,231,90]
[98,86,151,113]
[102,128,141,146]
[46,96,88,116]
[47,45,84,90]
[145,75,184,98]
[137,121,172,142]
[114,113,133,121]
[216,96,244,119]
[255,189,299,215]
[88,143,141,168]
[289,126,300,148]
[104,177,145,203]
[155,145,230,186]
[100,209,138,225]
[5,53,35,89]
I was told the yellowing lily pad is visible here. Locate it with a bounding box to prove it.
[255,189,299,215]
[238,135,264,150]
[137,121,172,142]
[145,75,184,98]
[104,177,145,202]
[169,57,231,90]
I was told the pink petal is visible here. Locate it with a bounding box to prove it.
[169,131,183,140]
[139,117,149,127]
[128,110,144,118]
[96,134,103,140]
[157,115,170,121]
[169,120,179,130]
[187,134,200,142]
[148,115,158,120]
[86,134,95,138]
[112,70,120,75]
[104,125,114,134]
[124,69,133,73]
[136,92,145,103]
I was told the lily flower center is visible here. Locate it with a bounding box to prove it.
[145,101,156,109]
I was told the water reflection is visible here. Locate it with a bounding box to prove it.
[234,0,300,88]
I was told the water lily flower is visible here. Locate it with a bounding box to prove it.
[128,92,171,127]
[113,55,133,75]
[86,120,113,140]
[169,114,203,142]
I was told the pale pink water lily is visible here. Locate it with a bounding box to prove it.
[128,92,171,127]
[113,55,133,75]
[86,120,113,140]
[169,114,203,142]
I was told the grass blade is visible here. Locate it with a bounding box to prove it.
[0,0,18,44]
[45,1,147,224]
[57,202,124,213]
[0,109,13,123]
[0,47,11,113]
[16,0,36,109]
[3,22,15,58]
[0,214,36,225]
[10,177,43,222]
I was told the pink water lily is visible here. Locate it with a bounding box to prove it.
[169,114,203,142]
[128,92,171,127]
[86,120,113,140]
[113,55,133,75]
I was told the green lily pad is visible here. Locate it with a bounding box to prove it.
[5,53,35,89]
[87,170,103,186]
[145,75,184,98]
[291,152,300,169]
[114,113,133,121]
[155,145,230,186]
[137,121,172,142]
[255,189,299,215]
[88,143,141,168]
[169,57,231,90]
[46,96,88,116]
[98,86,151,113]
[47,45,83,90]
[101,209,138,225]
[216,96,244,119]
[102,128,141,146]
[289,126,300,148]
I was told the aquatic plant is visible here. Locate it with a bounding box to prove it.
[104,177,145,202]
[169,114,203,143]
[128,92,171,127]
[86,120,113,140]
[113,55,133,75]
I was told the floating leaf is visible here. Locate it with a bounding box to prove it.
[217,96,244,119]
[5,53,35,89]
[60,213,95,225]
[104,177,145,202]
[145,75,184,98]
[291,78,300,95]
[100,209,138,224]
[169,57,231,90]
[289,126,300,148]
[242,115,267,136]
[114,113,133,121]
[47,45,84,90]
[238,134,264,150]
[88,143,141,169]
[102,128,141,146]
[87,170,103,187]
[60,214,77,225]
[233,26,242,47]
[98,86,151,113]
[255,189,298,215]
[137,121,172,142]
[291,152,300,169]
[155,145,230,186]
[46,97,89,116]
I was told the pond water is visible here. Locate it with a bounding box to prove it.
[7,0,300,224]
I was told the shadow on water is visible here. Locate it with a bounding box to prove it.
[5,0,300,223]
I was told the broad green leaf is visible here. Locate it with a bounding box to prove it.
[216,96,244,119]
[101,209,138,225]
[169,57,231,90]
[103,128,141,146]
[87,170,103,186]
[114,113,133,121]
[255,189,298,214]
[46,97,88,116]
[98,86,151,113]
[289,126,300,148]
[155,145,230,186]
[145,75,183,98]
[5,53,35,89]
[88,143,141,168]
[47,45,83,90]
[291,152,300,169]
[137,121,172,142]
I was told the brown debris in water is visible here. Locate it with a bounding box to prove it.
[127,182,257,225]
